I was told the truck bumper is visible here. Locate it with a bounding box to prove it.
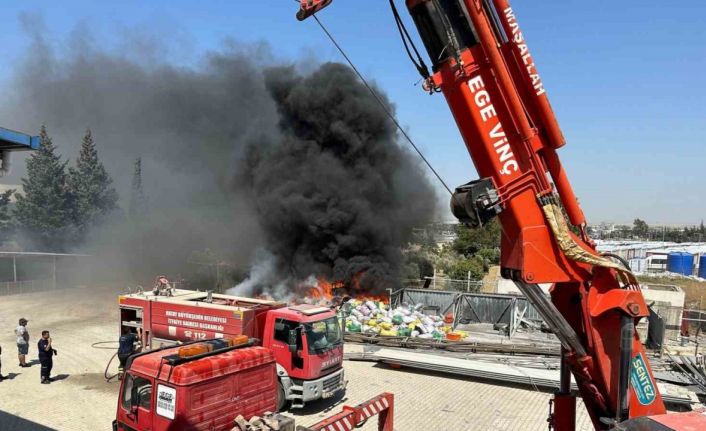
[289,368,347,406]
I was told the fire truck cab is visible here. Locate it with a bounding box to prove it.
[263,304,346,406]
[119,289,346,409]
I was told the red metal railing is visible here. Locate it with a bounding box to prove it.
[297,392,394,431]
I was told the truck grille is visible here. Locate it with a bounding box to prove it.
[323,375,340,392]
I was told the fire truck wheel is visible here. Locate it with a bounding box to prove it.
[276,382,289,412]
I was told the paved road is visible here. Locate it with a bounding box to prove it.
[0,286,593,430]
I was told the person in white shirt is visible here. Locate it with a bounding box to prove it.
[15,318,30,367]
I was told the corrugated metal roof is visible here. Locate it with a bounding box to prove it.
[597,240,706,255]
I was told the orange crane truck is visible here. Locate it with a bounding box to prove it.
[113,337,393,431]
[119,289,346,411]
[295,1,706,430]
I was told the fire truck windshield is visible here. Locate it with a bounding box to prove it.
[305,317,342,354]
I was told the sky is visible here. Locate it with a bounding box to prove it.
[0,0,703,225]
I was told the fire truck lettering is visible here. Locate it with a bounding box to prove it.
[166,310,228,324]
[322,356,341,368]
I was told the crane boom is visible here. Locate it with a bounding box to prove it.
[297,1,706,430]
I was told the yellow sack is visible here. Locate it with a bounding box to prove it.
[379,329,398,337]
[380,322,393,330]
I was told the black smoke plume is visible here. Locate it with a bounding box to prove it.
[239,64,435,294]
[1,17,436,295]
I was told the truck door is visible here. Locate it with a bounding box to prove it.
[117,373,153,431]
[272,319,304,372]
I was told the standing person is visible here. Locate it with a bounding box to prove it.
[117,327,140,373]
[0,344,5,381]
[15,318,30,367]
[37,330,56,384]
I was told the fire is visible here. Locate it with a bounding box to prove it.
[307,278,339,301]
[302,275,389,305]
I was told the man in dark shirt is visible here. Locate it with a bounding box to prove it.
[0,344,5,381]
[38,330,55,384]
[117,327,140,371]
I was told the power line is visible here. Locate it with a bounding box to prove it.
[310,14,455,197]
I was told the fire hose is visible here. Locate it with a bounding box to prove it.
[91,341,121,382]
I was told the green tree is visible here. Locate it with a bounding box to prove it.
[0,189,15,243]
[401,261,421,281]
[444,255,485,282]
[633,218,649,239]
[129,157,146,219]
[402,249,434,279]
[67,129,119,238]
[14,126,73,251]
[452,219,501,263]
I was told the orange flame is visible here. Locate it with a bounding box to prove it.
[301,274,389,305]
[307,278,338,301]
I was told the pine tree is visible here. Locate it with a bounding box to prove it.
[129,157,146,219]
[0,189,15,243]
[67,129,119,238]
[14,125,73,251]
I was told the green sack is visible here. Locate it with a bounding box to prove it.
[397,327,412,337]
[392,314,404,325]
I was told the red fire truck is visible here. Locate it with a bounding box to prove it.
[114,337,393,431]
[118,288,346,410]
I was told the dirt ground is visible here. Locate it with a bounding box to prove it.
[0,286,593,431]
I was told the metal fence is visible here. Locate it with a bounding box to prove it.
[392,287,544,336]
[0,279,55,296]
